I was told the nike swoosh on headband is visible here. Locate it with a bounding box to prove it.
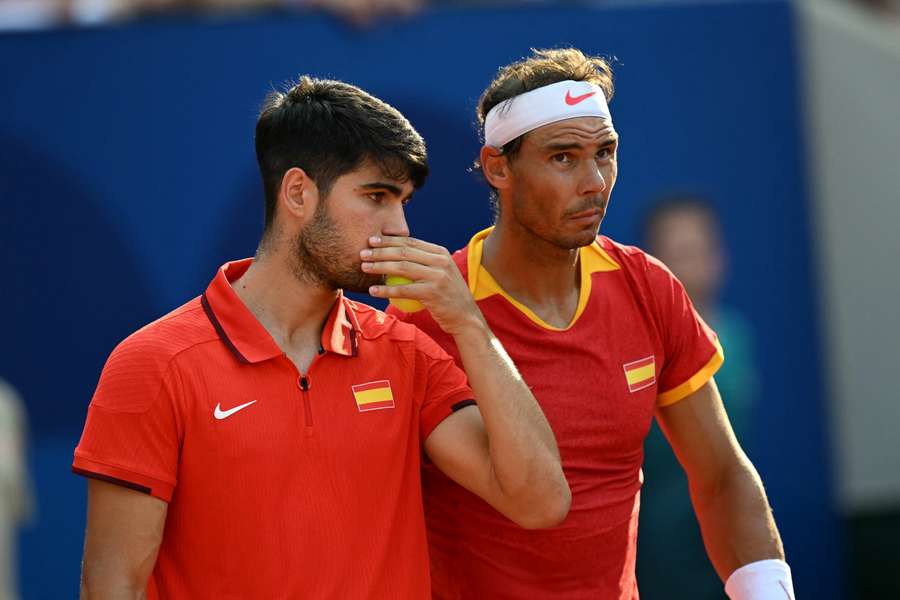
[565,90,596,106]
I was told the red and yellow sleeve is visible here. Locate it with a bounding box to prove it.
[72,338,182,501]
[647,257,725,407]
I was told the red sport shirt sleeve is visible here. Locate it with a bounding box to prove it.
[646,255,725,407]
[412,327,475,441]
[72,337,182,501]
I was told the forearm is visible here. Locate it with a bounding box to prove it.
[363,235,568,524]
[451,317,569,524]
[81,552,155,600]
[81,480,165,600]
[690,459,785,582]
[80,573,148,600]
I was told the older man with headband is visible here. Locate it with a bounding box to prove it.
[384,48,794,600]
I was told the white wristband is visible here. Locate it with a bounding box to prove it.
[725,559,795,600]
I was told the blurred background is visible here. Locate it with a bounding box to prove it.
[1,0,898,597]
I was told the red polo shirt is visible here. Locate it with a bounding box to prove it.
[73,258,474,599]
[390,228,723,600]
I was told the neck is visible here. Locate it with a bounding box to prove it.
[231,246,338,352]
[481,218,581,309]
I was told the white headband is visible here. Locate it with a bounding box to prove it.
[483,80,612,148]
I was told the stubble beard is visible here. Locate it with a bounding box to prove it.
[291,199,384,293]
[511,188,603,252]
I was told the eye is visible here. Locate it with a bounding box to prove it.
[367,191,385,203]
[597,146,614,160]
[551,153,572,164]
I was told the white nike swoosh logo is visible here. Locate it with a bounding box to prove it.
[214,400,257,420]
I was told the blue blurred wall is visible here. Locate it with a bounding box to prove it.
[1,1,844,597]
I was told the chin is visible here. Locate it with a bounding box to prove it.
[342,277,384,294]
[570,226,602,248]
[550,234,595,251]
[585,220,604,241]
[330,266,385,293]
[576,233,599,248]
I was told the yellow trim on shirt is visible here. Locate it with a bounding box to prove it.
[656,338,725,407]
[465,226,620,331]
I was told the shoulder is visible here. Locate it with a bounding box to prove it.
[91,297,217,412]
[102,297,216,384]
[351,301,453,362]
[598,235,652,269]
[597,235,679,285]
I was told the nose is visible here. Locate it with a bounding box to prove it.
[578,162,607,197]
[381,201,410,238]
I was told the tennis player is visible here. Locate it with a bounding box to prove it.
[383,48,794,600]
[73,76,569,598]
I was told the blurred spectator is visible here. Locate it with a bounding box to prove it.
[0,0,423,30]
[0,0,66,29]
[854,0,900,17]
[636,196,761,600]
[1,0,896,31]
[0,378,34,600]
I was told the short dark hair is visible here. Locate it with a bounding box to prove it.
[255,76,428,233]
[475,48,615,211]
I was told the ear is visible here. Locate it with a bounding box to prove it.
[278,167,319,225]
[480,145,511,191]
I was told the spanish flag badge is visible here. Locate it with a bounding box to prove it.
[623,356,656,393]
[351,380,395,412]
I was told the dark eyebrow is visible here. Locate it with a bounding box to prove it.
[359,181,404,195]
[544,142,583,152]
[544,137,618,152]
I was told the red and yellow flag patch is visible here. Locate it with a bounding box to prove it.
[623,356,656,393]
[351,380,395,412]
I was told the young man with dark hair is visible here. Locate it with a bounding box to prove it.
[387,49,794,600]
[73,76,569,599]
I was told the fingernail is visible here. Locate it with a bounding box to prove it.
[369,236,381,244]
[360,249,372,258]
[361,262,371,271]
